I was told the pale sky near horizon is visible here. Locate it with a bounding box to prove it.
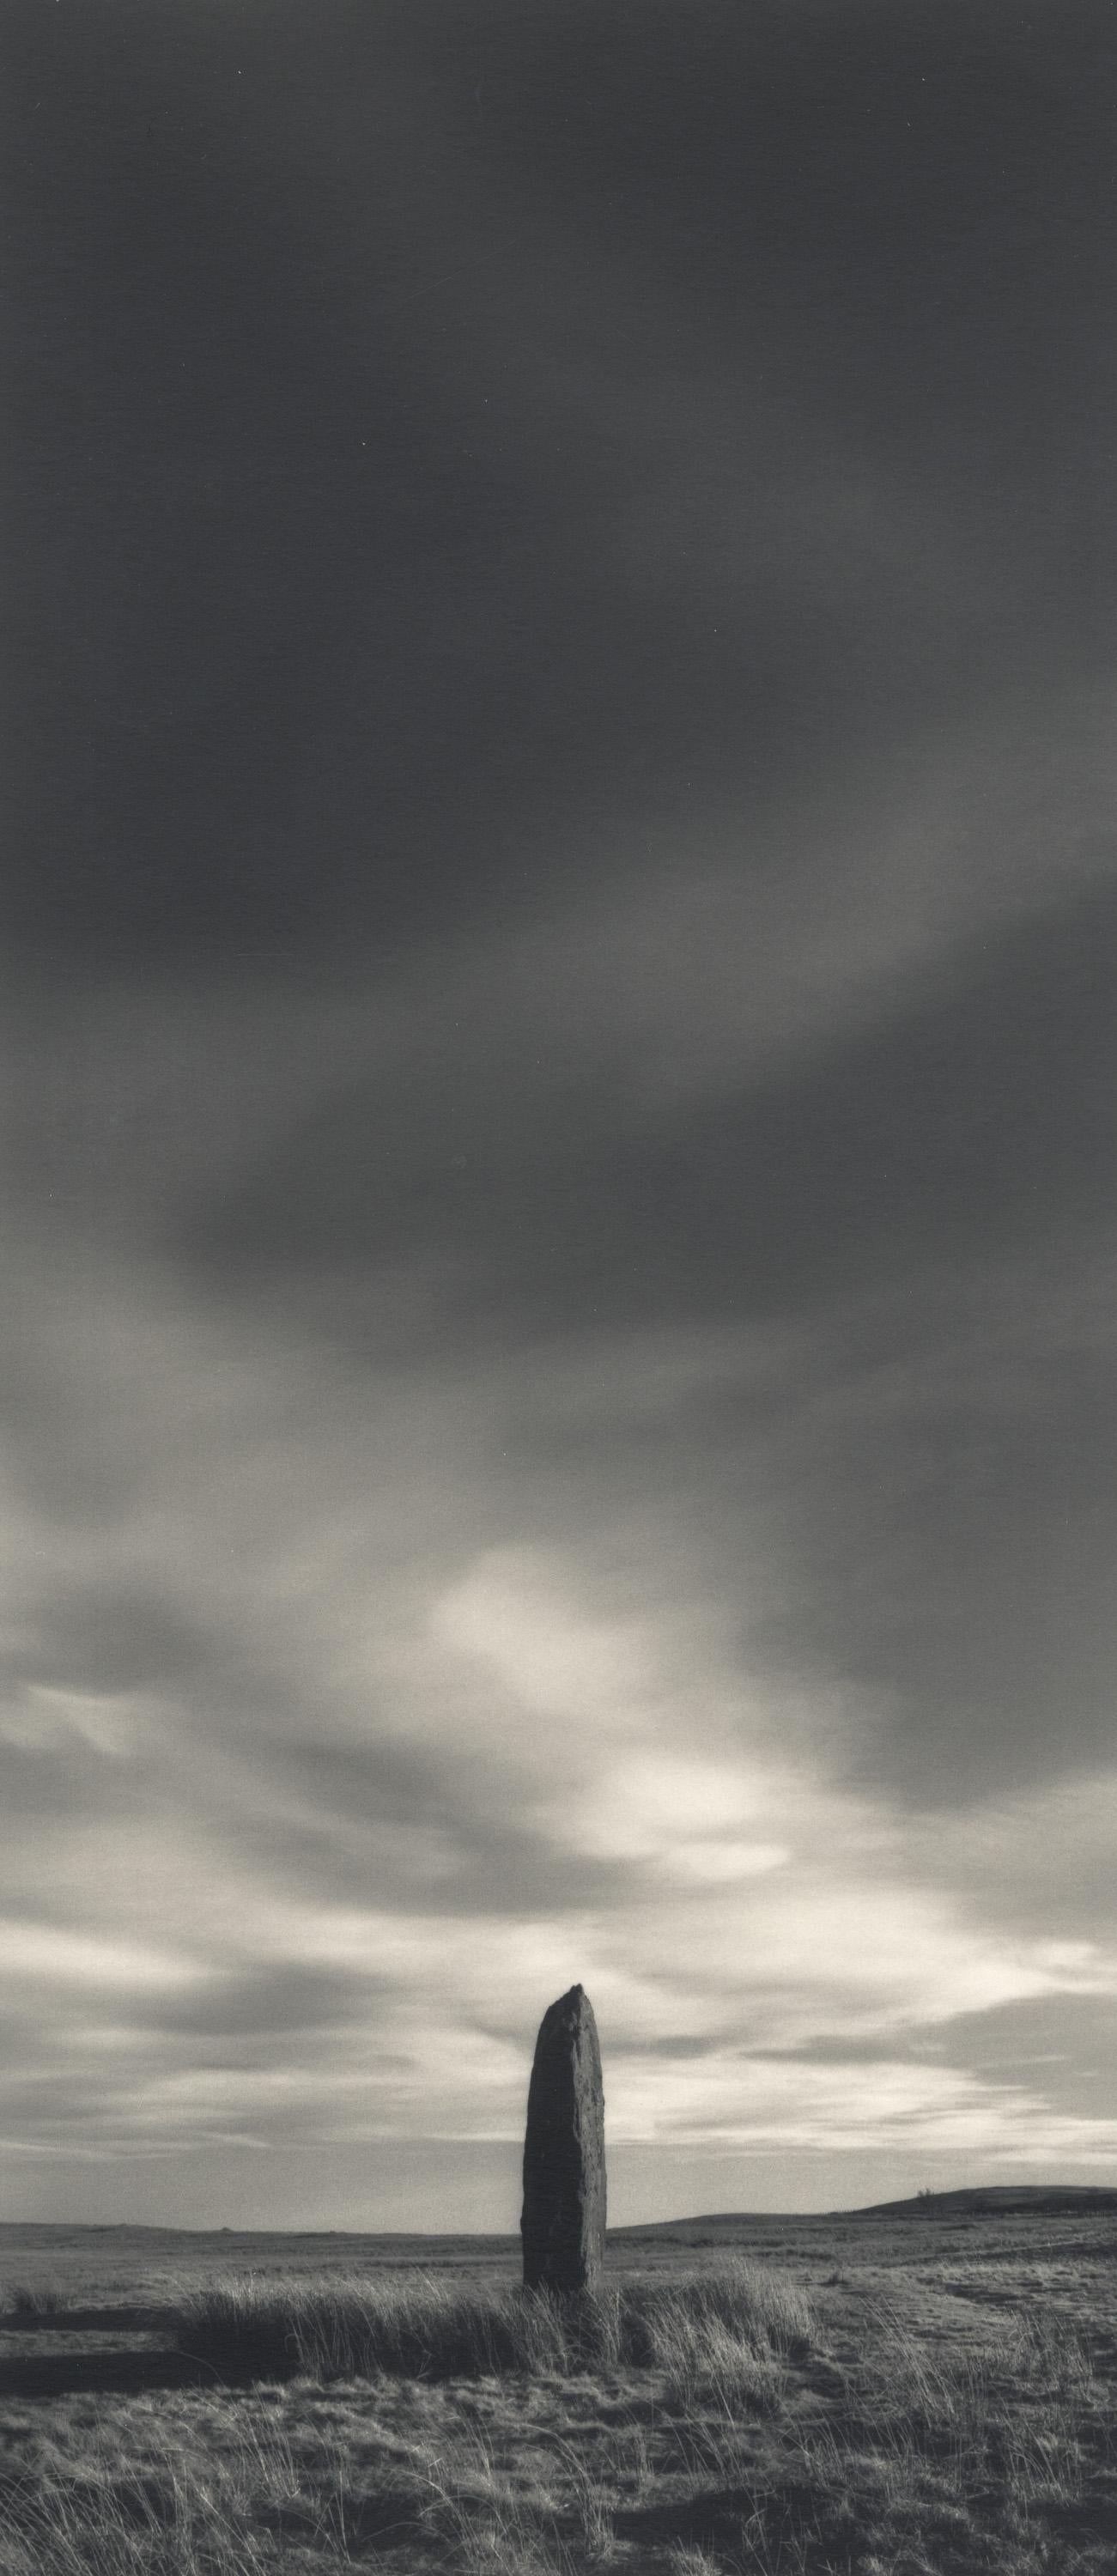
[3,0,1116,2230]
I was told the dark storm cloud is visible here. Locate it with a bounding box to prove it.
[926,1996,1117,2122]
[6,0,1114,966]
[753,1321,1117,1807]
[189,873,1117,1339]
[16,1583,210,1697]
[0,2071,135,2139]
[765,2033,937,2068]
[3,1534,667,1923]
[4,877,1112,1863]
[165,865,1117,1814]
[499,0,1115,494]
[128,1960,386,2045]
[260,1735,654,1918]
[0,1734,123,1825]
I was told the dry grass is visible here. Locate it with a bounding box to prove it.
[2,2282,66,2324]
[0,2223,1114,2573]
[173,2257,813,2389]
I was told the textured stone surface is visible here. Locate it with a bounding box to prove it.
[521,1984,606,2293]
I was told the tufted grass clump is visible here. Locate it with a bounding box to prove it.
[2,2278,66,2322]
[176,2258,812,2387]
[179,2271,593,2383]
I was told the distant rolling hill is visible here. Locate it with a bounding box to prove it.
[853,2184,1117,2220]
[612,2185,1117,2238]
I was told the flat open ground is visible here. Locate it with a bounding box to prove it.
[0,2206,1114,2573]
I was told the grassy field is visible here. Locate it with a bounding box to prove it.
[0,2208,1114,2573]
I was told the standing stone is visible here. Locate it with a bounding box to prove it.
[521,1984,606,2293]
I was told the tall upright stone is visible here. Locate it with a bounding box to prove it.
[521,1984,606,2293]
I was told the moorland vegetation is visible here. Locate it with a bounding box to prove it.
[0,2215,1114,2573]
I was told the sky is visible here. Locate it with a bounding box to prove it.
[3,0,1116,2230]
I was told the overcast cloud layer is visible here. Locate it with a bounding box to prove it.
[3,0,1116,2227]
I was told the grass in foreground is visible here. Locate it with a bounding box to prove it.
[174,2258,813,2386]
[0,2252,1114,2573]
